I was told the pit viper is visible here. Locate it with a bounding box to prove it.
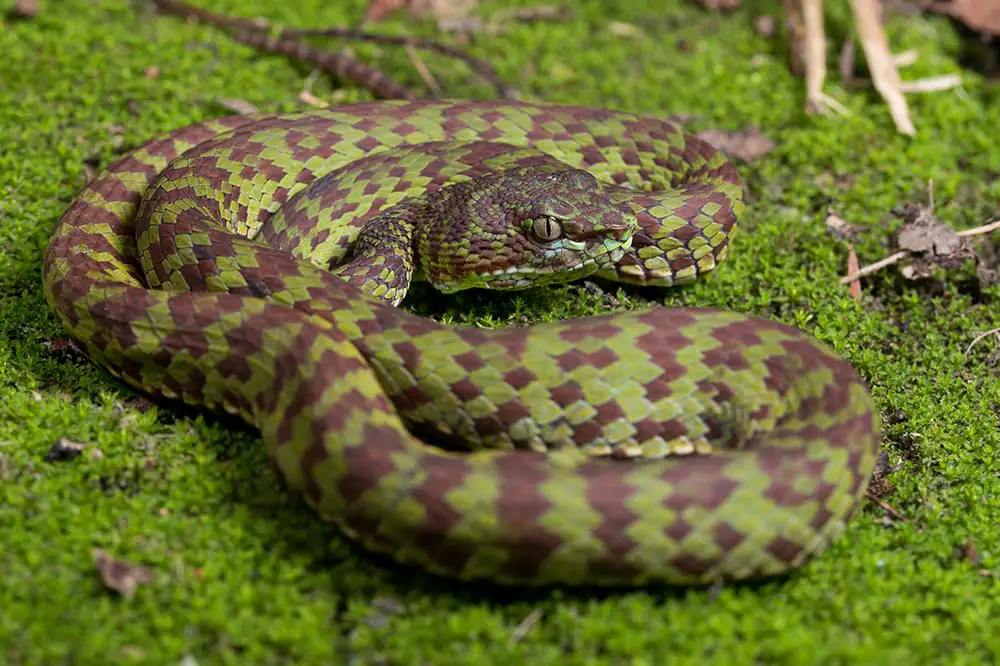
[43,100,880,586]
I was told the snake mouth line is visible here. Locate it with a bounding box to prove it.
[473,238,633,281]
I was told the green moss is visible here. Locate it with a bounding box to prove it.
[2,0,999,663]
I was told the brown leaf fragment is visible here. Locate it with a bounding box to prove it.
[503,5,570,22]
[866,450,895,497]
[691,0,742,9]
[122,395,158,413]
[847,243,862,300]
[363,0,408,22]
[43,337,82,356]
[510,608,543,644]
[365,0,477,24]
[973,231,999,289]
[440,4,572,35]
[955,538,982,565]
[695,127,774,162]
[935,0,1000,36]
[46,437,86,462]
[298,90,329,108]
[866,492,908,523]
[825,209,861,240]
[11,0,39,18]
[216,98,260,115]
[753,15,777,38]
[93,549,153,599]
[608,21,644,38]
[81,160,98,184]
[892,204,976,279]
[839,37,856,87]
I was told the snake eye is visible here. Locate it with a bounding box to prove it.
[531,217,562,242]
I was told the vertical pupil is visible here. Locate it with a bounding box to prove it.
[534,217,558,240]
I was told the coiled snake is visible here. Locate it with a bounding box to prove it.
[43,100,880,586]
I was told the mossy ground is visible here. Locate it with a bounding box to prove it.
[2,0,999,663]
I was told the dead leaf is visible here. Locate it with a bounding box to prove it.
[81,161,98,183]
[753,15,777,38]
[43,337,82,355]
[956,538,982,565]
[696,127,774,162]
[298,90,329,108]
[106,123,125,149]
[825,209,861,241]
[509,608,543,644]
[363,0,408,22]
[608,21,644,38]
[216,98,260,115]
[46,437,87,462]
[11,0,39,18]
[892,204,976,279]
[847,243,862,300]
[93,549,153,599]
[372,595,407,615]
[364,0,477,24]
[839,38,856,87]
[691,0,741,9]
[122,395,157,413]
[438,5,572,35]
[868,451,894,496]
[937,0,1000,35]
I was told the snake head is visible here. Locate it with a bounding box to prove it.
[420,166,636,293]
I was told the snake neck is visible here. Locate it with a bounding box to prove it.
[327,200,424,307]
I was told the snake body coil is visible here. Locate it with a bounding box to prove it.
[43,100,880,586]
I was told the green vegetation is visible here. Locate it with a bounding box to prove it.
[1,0,998,663]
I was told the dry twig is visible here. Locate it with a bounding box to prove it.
[152,0,515,99]
[782,0,961,134]
[964,328,1000,356]
[851,0,914,134]
[281,26,517,98]
[839,217,1000,285]
[866,491,908,521]
[233,30,418,99]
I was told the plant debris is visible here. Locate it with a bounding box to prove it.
[363,0,478,25]
[927,0,1000,37]
[46,437,86,462]
[846,243,862,300]
[840,204,1000,288]
[92,549,153,599]
[825,209,862,241]
[955,538,982,565]
[509,608,543,644]
[691,0,742,9]
[216,98,260,115]
[866,450,895,497]
[695,127,775,162]
[892,204,977,279]
[153,0,515,99]
[753,15,778,38]
[436,5,574,38]
[11,0,39,19]
[43,337,82,356]
[780,0,960,134]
